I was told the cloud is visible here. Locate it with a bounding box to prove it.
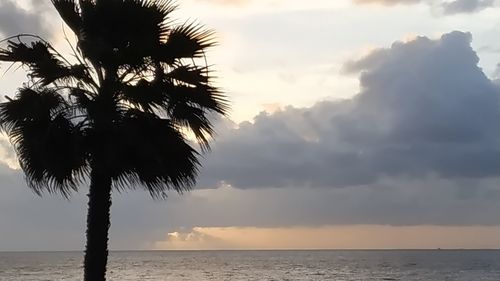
[353,0,496,14]
[0,0,53,39]
[2,170,500,250]
[200,31,500,190]
[154,228,230,250]
[1,31,500,250]
[442,0,495,14]
[0,136,18,169]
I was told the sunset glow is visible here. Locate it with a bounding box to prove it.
[155,225,500,250]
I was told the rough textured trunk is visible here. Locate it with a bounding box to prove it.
[84,168,112,281]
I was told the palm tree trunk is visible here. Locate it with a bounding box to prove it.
[84,168,112,281]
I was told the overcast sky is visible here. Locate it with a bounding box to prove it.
[0,0,500,251]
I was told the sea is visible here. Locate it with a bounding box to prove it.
[1,250,500,280]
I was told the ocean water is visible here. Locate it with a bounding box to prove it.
[1,250,500,280]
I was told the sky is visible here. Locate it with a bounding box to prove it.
[0,0,499,251]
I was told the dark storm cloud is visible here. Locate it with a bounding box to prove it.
[0,0,53,38]
[199,31,500,189]
[2,161,500,251]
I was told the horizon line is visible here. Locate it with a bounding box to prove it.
[2,248,500,253]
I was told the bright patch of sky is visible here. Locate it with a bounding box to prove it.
[2,0,500,122]
[176,0,500,122]
[155,225,500,250]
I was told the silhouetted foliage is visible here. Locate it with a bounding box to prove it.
[0,1,227,280]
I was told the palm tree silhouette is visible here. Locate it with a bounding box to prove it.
[0,1,227,280]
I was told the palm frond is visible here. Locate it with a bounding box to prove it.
[0,40,93,86]
[165,83,229,115]
[167,102,214,151]
[166,65,209,86]
[120,69,227,150]
[121,79,164,112]
[0,88,88,197]
[69,87,94,108]
[77,0,177,67]
[0,0,228,199]
[106,110,199,198]
[158,22,216,64]
[0,88,66,130]
[51,0,83,36]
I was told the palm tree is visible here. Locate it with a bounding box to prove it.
[0,1,227,280]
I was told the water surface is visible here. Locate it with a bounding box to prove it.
[1,250,500,280]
